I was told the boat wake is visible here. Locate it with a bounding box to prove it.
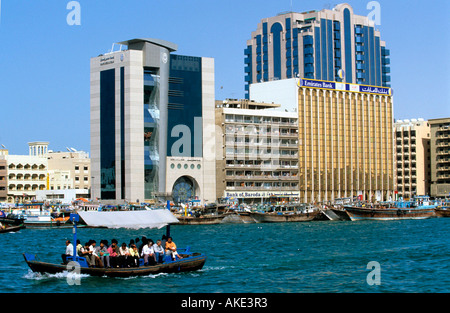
[23,269,90,281]
[117,272,169,280]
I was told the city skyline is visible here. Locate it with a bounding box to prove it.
[0,0,449,155]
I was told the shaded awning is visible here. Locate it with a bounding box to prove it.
[78,209,179,229]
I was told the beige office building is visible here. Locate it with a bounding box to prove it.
[250,77,394,203]
[429,118,450,198]
[394,119,430,199]
[47,150,91,191]
[0,150,7,202]
[215,99,300,203]
[0,142,49,203]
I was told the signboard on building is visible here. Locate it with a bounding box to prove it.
[298,78,392,96]
[224,191,300,199]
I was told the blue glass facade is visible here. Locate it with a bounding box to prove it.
[271,22,283,80]
[100,68,116,200]
[343,8,353,83]
[244,6,391,96]
[120,67,125,200]
[168,55,203,158]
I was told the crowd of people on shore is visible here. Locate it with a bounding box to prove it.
[61,235,182,268]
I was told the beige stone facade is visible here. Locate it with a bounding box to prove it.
[429,117,450,198]
[394,119,430,199]
[215,99,299,203]
[47,151,91,191]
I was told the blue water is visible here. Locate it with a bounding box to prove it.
[1,218,449,293]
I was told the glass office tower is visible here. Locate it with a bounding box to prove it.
[244,3,391,99]
[91,38,216,203]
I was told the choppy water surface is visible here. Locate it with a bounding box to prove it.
[1,218,449,293]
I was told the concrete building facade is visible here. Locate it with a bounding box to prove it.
[429,118,450,198]
[90,38,216,204]
[47,150,91,192]
[0,142,49,203]
[215,99,300,203]
[394,119,431,199]
[250,77,394,203]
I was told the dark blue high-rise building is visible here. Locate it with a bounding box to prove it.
[244,3,391,99]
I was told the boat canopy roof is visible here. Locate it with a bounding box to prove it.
[78,209,179,229]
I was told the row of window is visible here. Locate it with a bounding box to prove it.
[170,163,201,170]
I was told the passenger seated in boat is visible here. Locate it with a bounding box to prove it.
[97,240,110,268]
[153,240,164,263]
[61,240,73,264]
[165,237,182,260]
[80,242,96,267]
[129,244,140,267]
[141,239,156,266]
[76,240,83,256]
[118,243,131,268]
[89,240,104,268]
[107,240,119,268]
[138,236,147,256]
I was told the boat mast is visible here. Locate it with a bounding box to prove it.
[69,213,79,257]
[166,200,171,238]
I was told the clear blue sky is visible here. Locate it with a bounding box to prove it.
[0,0,449,155]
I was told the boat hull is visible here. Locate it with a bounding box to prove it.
[0,224,25,233]
[23,253,207,278]
[249,211,319,223]
[329,209,352,221]
[0,217,26,226]
[435,209,450,218]
[344,206,436,221]
[175,215,225,225]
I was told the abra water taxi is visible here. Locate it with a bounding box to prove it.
[23,206,207,278]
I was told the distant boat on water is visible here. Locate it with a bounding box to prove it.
[247,203,321,223]
[344,196,437,221]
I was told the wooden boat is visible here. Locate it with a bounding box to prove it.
[23,250,206,278]
[328,207,352,221]
[24,216,71,228]
[0,212,26,226]
[23,206,207,278]
[344,206,435,221]
[435,208,450,218]
[175,214,225,225]
[249,210,320,223]
[344,196,438,221]
[0,224,26,233]
[222,211,256,223]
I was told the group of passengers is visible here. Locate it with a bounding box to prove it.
[61,235,182,268]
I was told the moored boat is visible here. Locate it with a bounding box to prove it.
[0,211,26,226]
[249,210,320,223]
[0,223,26,233]
[344,196,437,221]
[175,214,225,225]
[344,206,436,221]
[435,208,450,218]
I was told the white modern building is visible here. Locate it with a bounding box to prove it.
[90,38,216,204]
